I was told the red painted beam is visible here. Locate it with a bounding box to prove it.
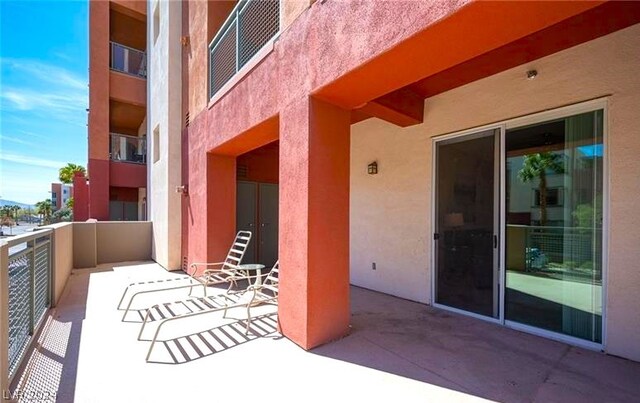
[355,88,424,127]
[212,115,279,156]
[411,1,640,98]
[315,0,607,109]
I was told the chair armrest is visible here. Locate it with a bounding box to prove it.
[188,262,225,276]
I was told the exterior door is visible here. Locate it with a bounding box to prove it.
[258,183,279,267]
[434,128,500,319]
[236,181,258,263]
[236,181,278,266]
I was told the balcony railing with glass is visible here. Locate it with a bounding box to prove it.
[209,0,280,98]
[110,133,147,164]
[110,41,147,79]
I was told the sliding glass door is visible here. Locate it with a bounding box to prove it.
[434,128,500,318]
[433,105,605,345]
[505,110,604,343]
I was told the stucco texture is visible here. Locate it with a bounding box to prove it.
[350,24,640,361]
[148,0,182,270]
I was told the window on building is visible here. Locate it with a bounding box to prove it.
[153,2,160,44]
[533,187,563,207]
[153,125,160,163]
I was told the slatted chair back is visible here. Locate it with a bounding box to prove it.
[258,260,279,297]
[220,231,252,274]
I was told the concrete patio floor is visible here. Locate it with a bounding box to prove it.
[11,261,640,402]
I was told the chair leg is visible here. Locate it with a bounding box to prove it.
[245,305,252,335]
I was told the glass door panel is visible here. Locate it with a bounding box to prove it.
[435,129,499,318]
[505,110,603,343]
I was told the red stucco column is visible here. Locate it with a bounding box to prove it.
[88,0,110,221]
[203,153,236,272]
[73,173,89,222]
[279,97,351,350]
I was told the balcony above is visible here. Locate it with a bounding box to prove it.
[110,41,146,79]
[110,133,146,165]
[209,0,280,100]
[109,133,147,188]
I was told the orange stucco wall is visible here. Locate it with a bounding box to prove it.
[51,183,62,211]
[109,71,146,106]
[181,0,634,349]
[87,0,147,221]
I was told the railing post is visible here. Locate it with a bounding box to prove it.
[0,242,10,399]
[235,7,240,73]
[28,240,35,336]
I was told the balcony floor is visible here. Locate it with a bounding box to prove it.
[12,261,640,402]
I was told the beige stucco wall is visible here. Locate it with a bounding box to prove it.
[73,222,97,269]
[73,221,152,267]
[350,119,430,303]
[350,23,640,361]
[96,221,152,264]
[148,0,182,270]
[47,223,74,305]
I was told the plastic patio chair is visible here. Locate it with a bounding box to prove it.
[139,260,279,362]
[117,231,252,321]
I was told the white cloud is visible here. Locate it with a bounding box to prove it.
[0,134,36,147]
[0,153,67,169]
[1,58,87,91]
[0,58,87,122]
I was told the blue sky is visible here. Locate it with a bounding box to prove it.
[0,0,88,205]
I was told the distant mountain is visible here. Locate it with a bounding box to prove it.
[0,199,35,209]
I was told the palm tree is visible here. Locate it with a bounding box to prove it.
[518,152,564,226]
[59,163,87,184]
[36,199,53,225]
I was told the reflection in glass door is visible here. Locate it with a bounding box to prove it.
[435,129,500,318]
[505,110,603,343]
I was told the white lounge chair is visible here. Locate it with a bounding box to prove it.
[117,231,252,321]
[140,261,279,362]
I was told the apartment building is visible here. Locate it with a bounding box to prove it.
[50,183,72,211]
[78,0,148,222]
[169,0,640,361]
[78,0,640,362]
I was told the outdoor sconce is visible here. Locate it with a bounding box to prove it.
[526,69,538,80]
[368,161,378,175]
[176,185,188,195]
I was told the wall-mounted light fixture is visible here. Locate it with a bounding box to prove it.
[368,161,378,175]
[526,69,538,80]
[176,185,188,195]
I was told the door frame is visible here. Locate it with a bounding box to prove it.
[430,97,609,351]
[431,123,505,325]
[236,180,279,265]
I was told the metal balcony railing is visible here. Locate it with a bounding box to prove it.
[110,133,147,164]
[209,0,280,98]
[508,225,602,277]
[6,230,52,379]
[110,41,147,78]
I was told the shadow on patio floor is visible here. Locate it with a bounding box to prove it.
[312,286,640,403]
[145,313,280,364]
